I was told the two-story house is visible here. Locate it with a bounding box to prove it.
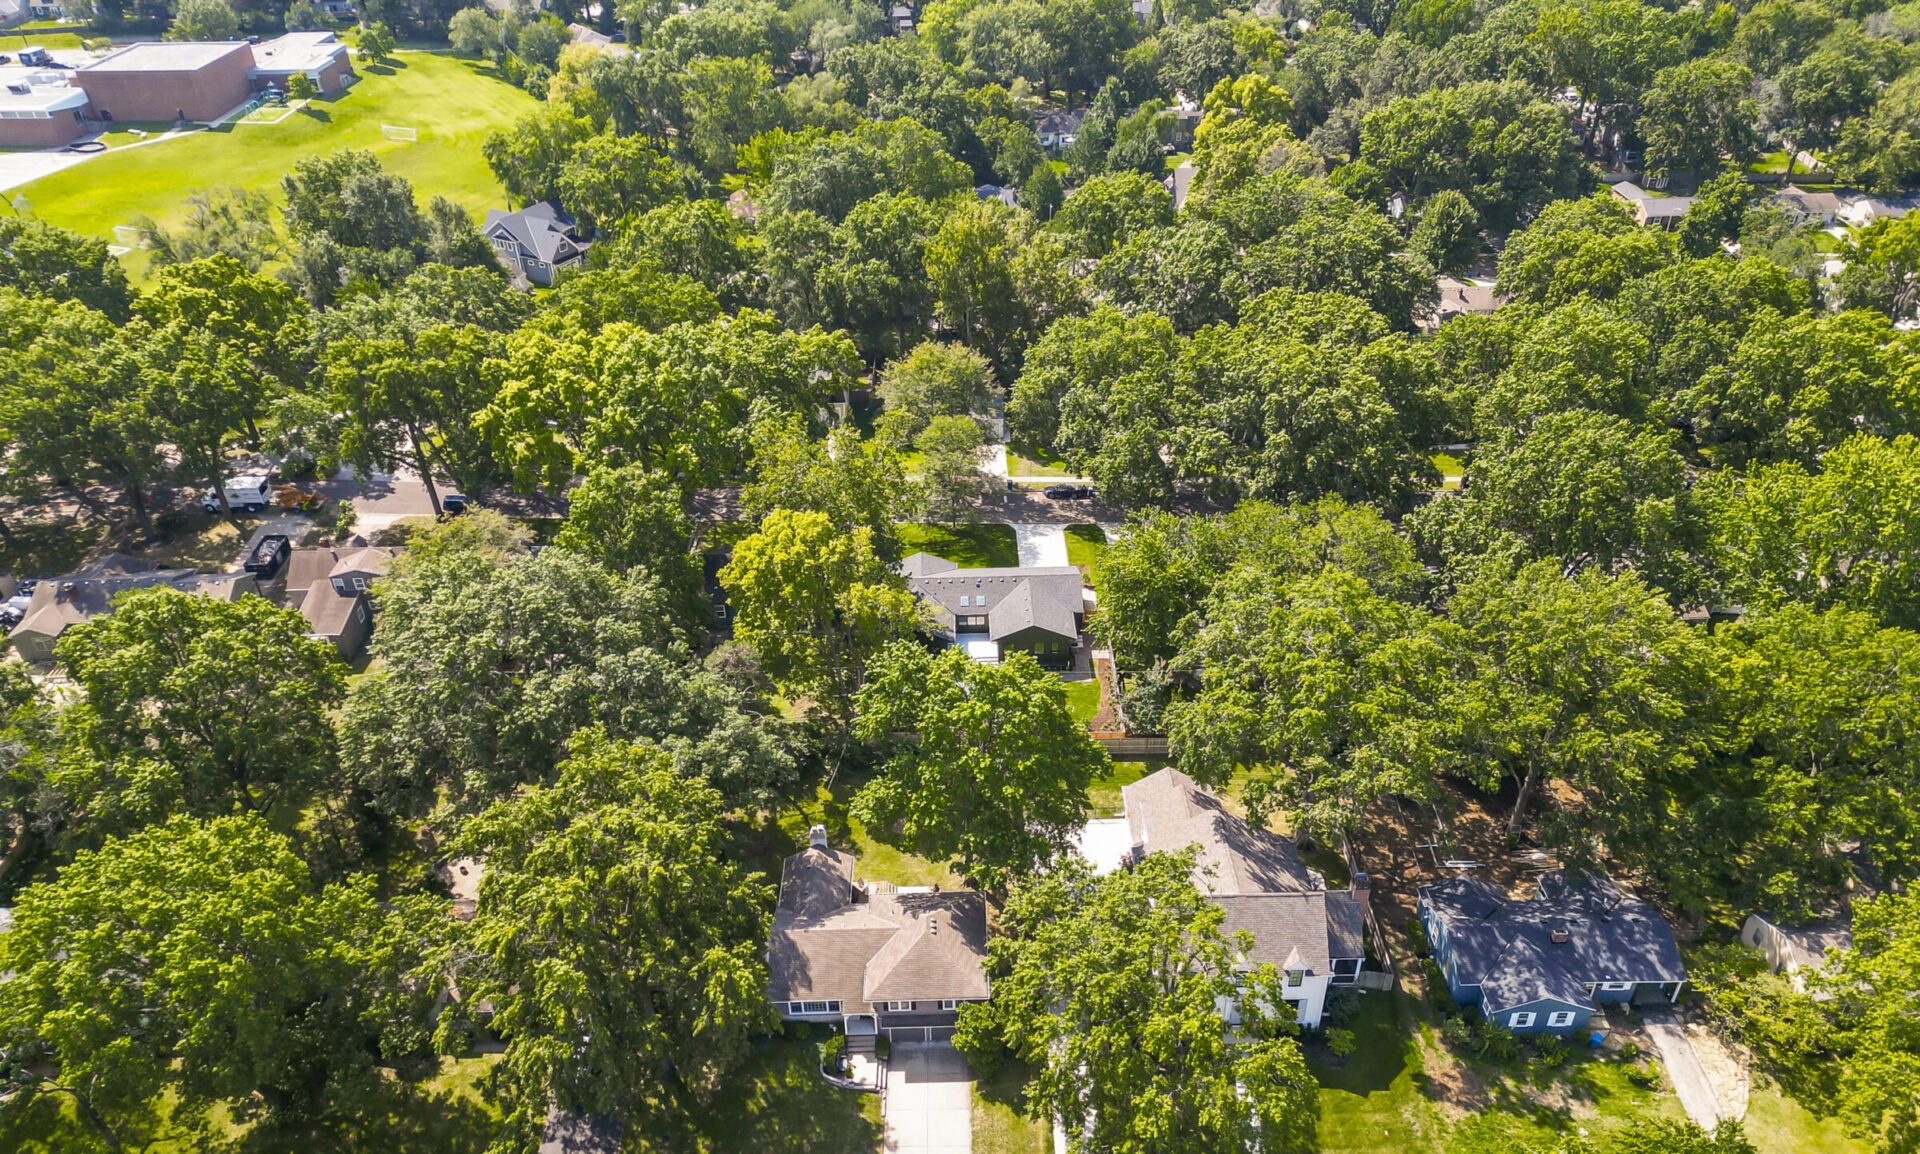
[1078,768,1369,1028]
[482,200,590,287]
[767,826,990,1044]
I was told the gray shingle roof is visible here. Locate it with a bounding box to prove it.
[1480,933,1596,1015]
[900,555,1083,643]
[1421,869,1687,1007]
[484,200,588,267]
[1120,769,1364,973]
[1123,768,1318,895]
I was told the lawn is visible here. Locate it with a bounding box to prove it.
[1088,759,1153,818]
[1061,676,1100,726]
[753,776,962,890]
[1006,441,1075,478]
[974,1059,1051,1154]
[896,523,1018,569]
[13,52,537,245]
[1433,453,1465,491]
[658,1035,882,1153]
[1063,524,1106,575]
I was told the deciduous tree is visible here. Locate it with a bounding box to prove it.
[853,645,1108,892]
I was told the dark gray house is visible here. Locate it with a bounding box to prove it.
[899,552,1085,668]
[768,826,990,1043]
[482,200,590,286]
[1419,870,1686,1037]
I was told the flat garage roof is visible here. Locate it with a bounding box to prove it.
[83,41,249,72]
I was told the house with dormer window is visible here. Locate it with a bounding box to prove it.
[482,200,590,287]
[1077,768,1369,1028]
[767,826,990,1044]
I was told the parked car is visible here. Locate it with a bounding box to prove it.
[1043,484,1094,499]
[439,492,470,515]
[203,473,273,513]
[244,534,292,580]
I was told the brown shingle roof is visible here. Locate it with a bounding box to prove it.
[768,846,990,1010]
[863,891,991,1002]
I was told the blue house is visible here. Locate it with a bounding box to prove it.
[1418,870,1686,1037]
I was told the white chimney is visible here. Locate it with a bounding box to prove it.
[808,824,828,850]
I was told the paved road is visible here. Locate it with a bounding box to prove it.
[1013,524,1068,567]
[1643,1010,1721,1128]
[884,1042,971,1154]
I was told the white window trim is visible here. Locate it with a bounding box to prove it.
[1510,1011,1536,1028]
[939,999,959,1011]
[1547,1011,1576,1027]
[1599,981,1633,991]
[884,1000,912,1012]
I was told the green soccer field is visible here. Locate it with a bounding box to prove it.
[11,51,536,244]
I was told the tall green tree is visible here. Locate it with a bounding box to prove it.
[56,588,345,831]
[720,509,923,719]
[954,851,1317,1154]
[448,731,775,1147]
[1168,566,1460,835]
[1445,562,1709,850]
[740,420,918,560]
[853,645,1108,893]
[341,522,788,815]
[0,816,425,1148]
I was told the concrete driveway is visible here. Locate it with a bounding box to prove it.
[1643,1010,1721,1128]
[1012,524,1068,567]
[884,1042,971,1154]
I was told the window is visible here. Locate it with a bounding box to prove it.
[884,1000,913,1012]
[1510,1012,1536,1029]
[789,1000,840,1015]
[352,577,367,591]
[356,603,368,622]
[939,1000,959,1011]
[1548,1011,1576,1028]
[1285,969,1305,988]
[1600,982,1633,991]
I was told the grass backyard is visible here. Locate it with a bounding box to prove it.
[1061,676,1100,725]
[13,52,536,245]
[896,523,1018,568]
[661,1035,882,1153]
[1311,990,1863,1154]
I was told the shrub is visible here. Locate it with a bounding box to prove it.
[1625,1061,1663,1089]
[1441,1016,1474,1050]
[1321,985,1366,1029]
[820,1033,845,1072]
[1405,915,1430,956]
[1327,1028,1358,1058]
[154,509,191,534]
[875,1036,891,1060]
[1474,1018,1521,1063]
[1617,1040,1641,1061]
[1533,1035,1569,1068]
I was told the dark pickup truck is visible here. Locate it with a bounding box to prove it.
[244,534,292,579]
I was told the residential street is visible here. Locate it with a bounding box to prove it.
[883,1043,972,1154]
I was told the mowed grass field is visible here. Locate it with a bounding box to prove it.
[14,51,535,243]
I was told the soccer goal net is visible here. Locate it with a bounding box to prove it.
[380,124,418,142]
[112,224,148,249]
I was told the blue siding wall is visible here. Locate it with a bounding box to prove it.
[1489,999,1593,1037]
